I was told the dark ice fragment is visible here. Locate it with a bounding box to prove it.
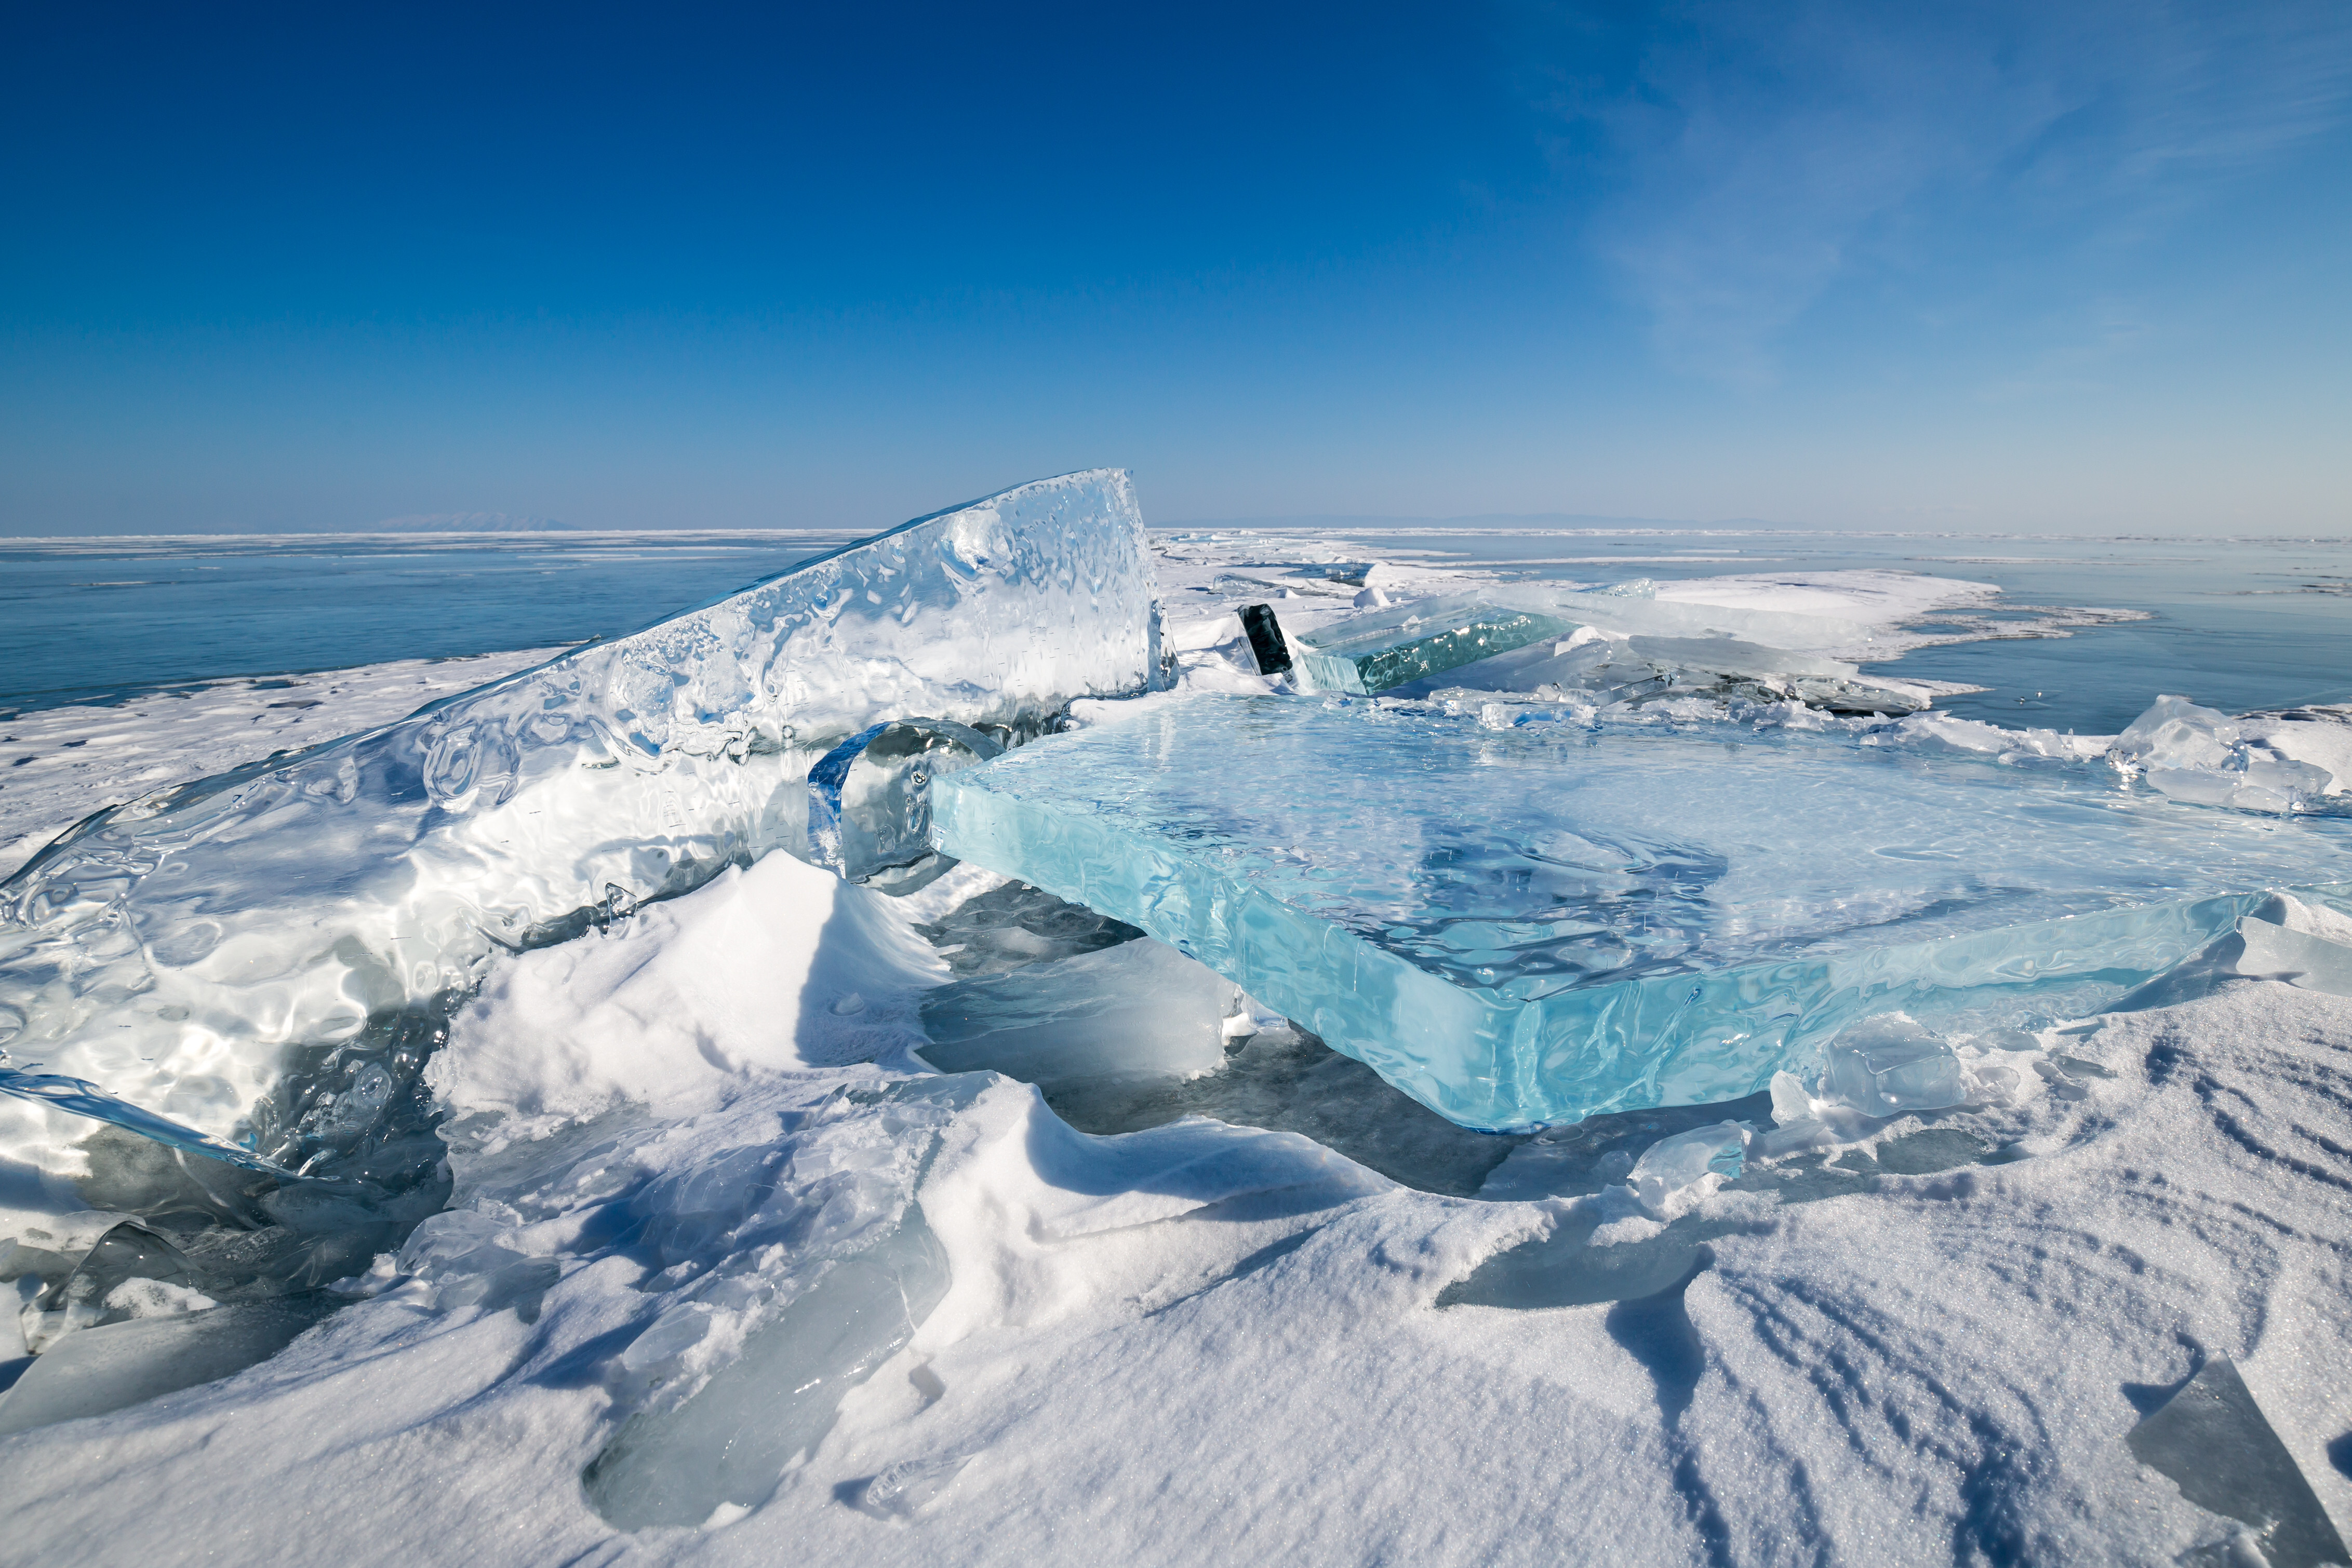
[1238,603,1293,676]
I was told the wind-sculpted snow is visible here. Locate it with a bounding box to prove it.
[931,692,2352,1128]
[0,470,1157,1175]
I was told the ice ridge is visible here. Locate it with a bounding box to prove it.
[0,470,1159,1176]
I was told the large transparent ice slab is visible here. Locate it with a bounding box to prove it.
[930,693,2352,1129]
[0,470,1158,1169]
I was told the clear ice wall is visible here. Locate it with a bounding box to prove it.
[931,693,2352,1129]
[0,470,1159,1168]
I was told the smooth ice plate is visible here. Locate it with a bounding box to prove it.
[930,693,2352,1128]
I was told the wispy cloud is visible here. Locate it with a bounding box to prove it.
[1520,1,2352,384]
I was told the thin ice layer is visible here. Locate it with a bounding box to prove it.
[930,693,2352,1128]
[0,471,1158,1164]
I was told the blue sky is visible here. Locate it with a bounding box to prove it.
[4,1,2347,534]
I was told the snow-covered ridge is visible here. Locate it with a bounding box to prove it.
[7,814,2352,1561]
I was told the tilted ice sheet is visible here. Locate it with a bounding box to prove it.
[0,470,1159,1167]
[930,693,2352,1128]
[1288,596,1575,696]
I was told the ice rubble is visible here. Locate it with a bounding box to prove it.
[931,691,2352,1128]
[2112,694,2342,811]
[6,530,2352,1560]
[1276,585,1934,713]
[0,470,1157,1173]
[1624,1121,1750,1219]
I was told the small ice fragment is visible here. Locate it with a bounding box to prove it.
[2236,917,2352,998]
[1593,1148,1634,1182]
[2030,1058,2088,1101]
[2115,694,2240,772]
[1966,1062,2023,1102]
[1236,604,1293,676]
[857,1452,978,1520]
[1768,1070,1813,1127]
[21,1221,201,1353]
[830,993,867,1016]
[1626,1121,1749,1218]
[1823,1013,1966,1118]
[2128,1357,2348,1568]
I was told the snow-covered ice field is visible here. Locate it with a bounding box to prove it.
[5,497,2352,1566]
[0,649,566,880]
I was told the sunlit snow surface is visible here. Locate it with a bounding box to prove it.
[6,510,2352,1566]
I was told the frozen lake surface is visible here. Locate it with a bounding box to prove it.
[1172,525,2352,732]
[0,530,866,713]
[4,494,2352,1566]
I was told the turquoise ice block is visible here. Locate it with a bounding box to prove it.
[930,693,2352,1129]
[1290,596,1578,695]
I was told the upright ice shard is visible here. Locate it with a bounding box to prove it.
[929,693,2352,1128]
[0,471,1158,1170]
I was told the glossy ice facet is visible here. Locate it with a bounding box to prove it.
[0,470,1157,1168]
[1627,1121,1750,1217]
[929,693,2352,1129]
[807,718,1005,882]
[583,1207,952,1530]
[1290,596,1575,696]
[1822,1014,1966,1118]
